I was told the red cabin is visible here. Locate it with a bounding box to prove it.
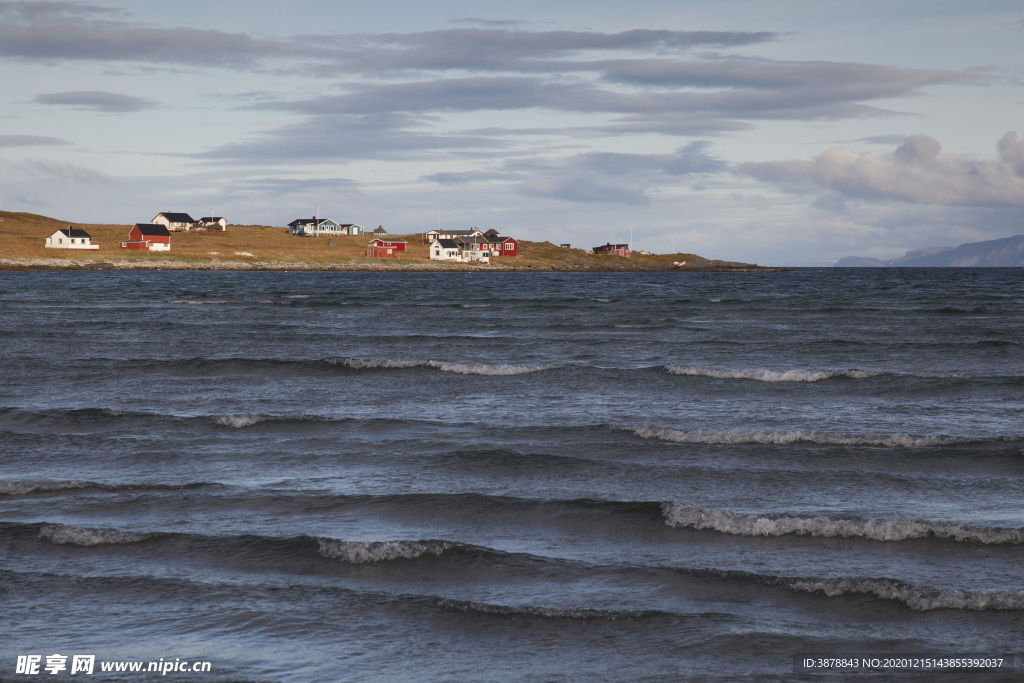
[121,223,171,252]
[364,238,407,258]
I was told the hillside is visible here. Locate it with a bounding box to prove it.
[835,235,1024,267]
[0,211,776,272]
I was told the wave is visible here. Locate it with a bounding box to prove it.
[633,426,958,447]
[327,357,555,376]
[317,539,465,564]
[0,480,217,496]
[662,503,1024,545]
[434,598,667,620]
[40,523,150,546]
[665,365,878,382]
[784,576,1024,611]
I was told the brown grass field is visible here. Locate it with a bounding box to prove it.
[0,210,768,271]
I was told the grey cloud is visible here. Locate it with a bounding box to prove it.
[17,160,112,184]
[0,134,68,147]
[855,134,908,145]
[449,18,528,27]
[0,1,118,19]
[34,90,155,113]
[201,113,504,162]
[519,177,649,205]
[739,132,1024,206]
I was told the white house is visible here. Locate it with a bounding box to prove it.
[198,216,228,230]
[45,227,99,250]
[152,212,196,231]
[423,228,483,242]
[429,238,462,261]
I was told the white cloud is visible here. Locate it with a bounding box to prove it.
[739,132,1024,207]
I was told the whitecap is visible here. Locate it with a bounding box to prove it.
[215,414,265,428]
[317,539,459,563]
[634,426,955,447]
[662,503,1024,544]
[665,365,878,382]
[40,524,149,547]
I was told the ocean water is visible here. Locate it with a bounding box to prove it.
[1,268,1022,681]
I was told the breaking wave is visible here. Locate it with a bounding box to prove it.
[40,524,150,547]
[634,426,956,447]
[317,539,464,563]
[434,598,666,620]
[665,365,878,382]
[326,357,554,375]
[662,503,1024,544]
[785,577,1024,611]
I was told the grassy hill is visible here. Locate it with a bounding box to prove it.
[0,211,770,271]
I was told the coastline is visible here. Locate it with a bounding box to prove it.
[0,256,785,273]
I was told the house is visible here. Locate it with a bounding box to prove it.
[372,225,388,237]
[483,228,501,240]
[198,216,228,230]
[592,243,630,257]
[489,236,518,257]
[429,238,462,261]
[152,212,196,232]
[365,238,408,258]
[120,223,171,251]
[288,217,342,236]
[45,227,99,250]
[423,228,483,243]
[288,218,364,236]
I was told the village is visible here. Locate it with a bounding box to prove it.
[41,210,635,263]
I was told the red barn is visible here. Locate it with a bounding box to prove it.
[121,223,171,252]
[364,238,407,258]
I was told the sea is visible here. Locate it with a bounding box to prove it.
[1,268,1022,682]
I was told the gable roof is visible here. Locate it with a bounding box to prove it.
[199,216,225,222]
[155,212,195,223]
[134,223,171,237]
[289,217,339,227]
[58,228,91,239]
[434,239,459,248]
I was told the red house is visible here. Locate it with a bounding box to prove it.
[121,223,171,252]
[489,237,518,257]
[592,243,630,257]
[364,238,407,258]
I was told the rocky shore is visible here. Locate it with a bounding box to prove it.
[1,256,783,273]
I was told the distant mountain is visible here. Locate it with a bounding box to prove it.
[835,235,1024,267]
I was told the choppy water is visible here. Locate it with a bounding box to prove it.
[2,269,1023,681]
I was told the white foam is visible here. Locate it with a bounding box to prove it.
[40,524,148,546]
[317,539,459,563]
[663,503,1024,544]
[326,358,424,369]
[428,361,555,376]
[665,365,878,382]
[168,299,228,305]
[635,426,954,447]
[786,577,1024,611]
[326,357,554,375]
[215,414,265,428]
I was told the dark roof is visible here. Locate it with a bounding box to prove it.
[435,239,459,248]
[134,223,171,237]
[59,228,91,238]
[483,228,501,238]
[156,212,195,223]
[289,218,335,227]
[199,216,225,222]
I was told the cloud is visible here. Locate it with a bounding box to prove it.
[0,134,67,147]
[17,160,112,184]
[739,132,1024,206]
[34,90,155,113]
[519,177,649,205]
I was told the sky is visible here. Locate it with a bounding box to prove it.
[0,0,1021,265]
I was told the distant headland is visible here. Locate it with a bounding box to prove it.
[835,234,1024,267]
[0,211,782,272]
